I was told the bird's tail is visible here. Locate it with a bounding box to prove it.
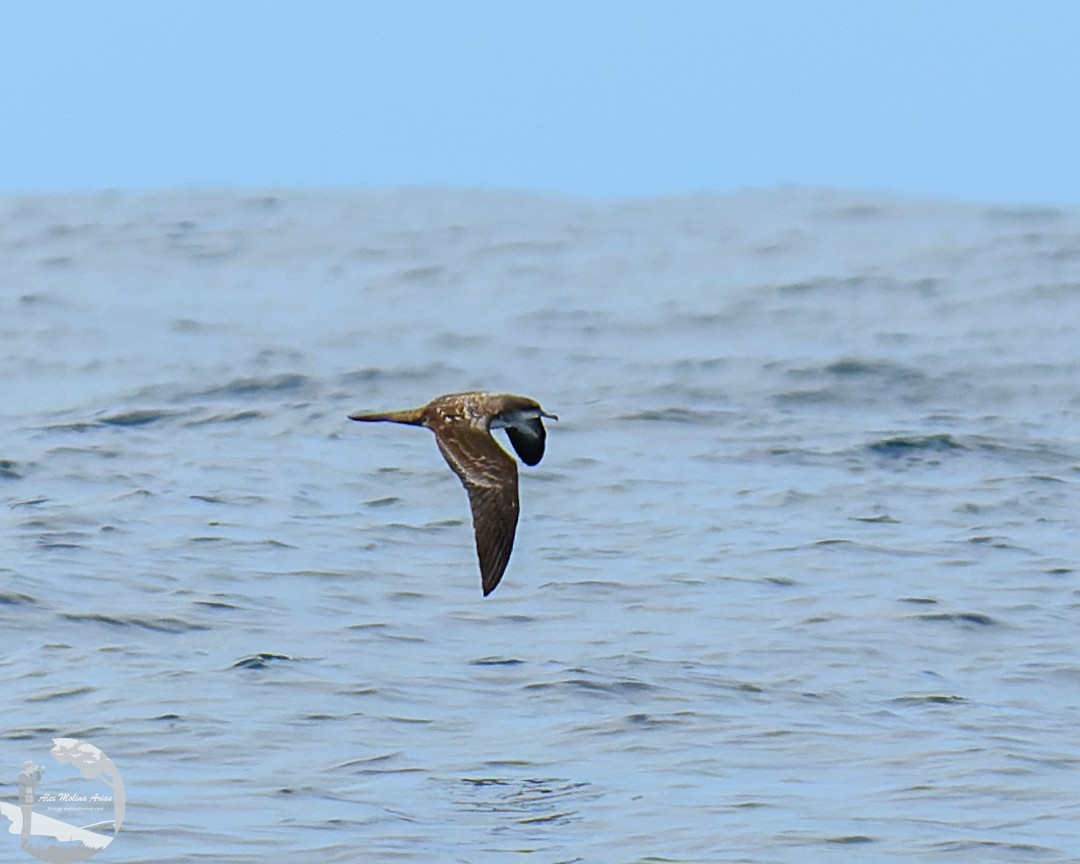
[348,407,425,426]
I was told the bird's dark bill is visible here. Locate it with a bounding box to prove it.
[505,418,546,466]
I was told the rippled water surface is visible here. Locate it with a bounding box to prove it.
[3,188,1080,862]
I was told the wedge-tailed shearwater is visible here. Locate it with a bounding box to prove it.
[349,391,557,596]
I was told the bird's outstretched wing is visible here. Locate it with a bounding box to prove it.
[433,425,520,595]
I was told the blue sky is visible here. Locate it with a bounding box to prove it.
[4,1,1079,204]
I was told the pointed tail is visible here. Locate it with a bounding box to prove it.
[348,407,425,426]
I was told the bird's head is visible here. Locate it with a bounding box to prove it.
[495,395,558,427]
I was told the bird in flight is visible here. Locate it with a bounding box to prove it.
[349,391,557,596]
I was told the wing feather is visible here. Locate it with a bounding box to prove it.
[434,426,520,595]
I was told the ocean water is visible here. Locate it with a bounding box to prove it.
[2,187,1080,862]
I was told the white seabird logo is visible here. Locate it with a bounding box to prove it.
[1,738,126,862]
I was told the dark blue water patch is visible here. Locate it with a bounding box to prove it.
[24,685,95,703]
[731,800,769,810]
[387,715,433,725]
[890,694,967,706]
[866,434,1075,470]
[1,725,65,741]
[784,357,932,395]
[171,317,206,333]
[774,274,937,296]
[619,407,726,424]
[113,488,153,501]
[398,263,444,282]
[189,493,265,507]
[386,520,464,532]
[523,677,656,695]
[185,409,265,425]
[193,599,243,610]
[479,237,570,259]
[288,569,357,582]
[9,496,48,508]
[963,535,1037,554]
[19,290,67,306]
[187,535,295,550]
[344,622,390,633]
[301,712,352,722]
[762,446,841,467]
[230,652,294,670]
[772,388,841,406]
[470,656,526,666]
[514,810,575,826]
[388,591,428,603]
[669,357,728,373]
[776,539,932,558]
[898,597,939,605]
[41,421,102,433]
[0,458,20,479]
[423,516,462,529]
[984,205,1064,223]
[928,839,1061,856]
[0,590,38,605]
[910,611,999,627]
[329,752,410,774]
[624,713,670,727]
[365,496,401,508]
[165,221,243,259]
[827,358,909,376]
[453,775,592,824]
[825,358,894,375]
[340,363,458,385]
[336,685,378,698]
[867,433,967,456]
[775,278,826,294]
[37,531,88,549]
[38,255,70,270]
[191,373,311,399]
[99,407,182,426]
[461,777,512,787]
[61,612,211,632]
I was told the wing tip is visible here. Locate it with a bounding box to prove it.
[480,560,511,596]
[481,565,506,596]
